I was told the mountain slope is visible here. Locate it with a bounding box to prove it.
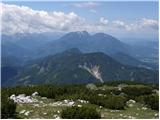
[120,38,158,69]
[39,31,155,69]
[3,31,156,69]
[111,52,154,69]
[39,31,130,56]
[4,48,158,86]
[1,66,19,86]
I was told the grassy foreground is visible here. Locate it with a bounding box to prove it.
[1,81,159,119]
[16,96,158,119]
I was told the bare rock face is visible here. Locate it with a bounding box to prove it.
[32,92,39,96]
[126,99,136,107]
[79,63,104,83]
[9,93,38,103]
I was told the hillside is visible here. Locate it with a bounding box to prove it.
[3,48,158,86]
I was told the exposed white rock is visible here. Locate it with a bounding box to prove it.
[128,99,136,103]
[128,116,132,119]
[38,67,45,74]
[123,115,127,118]
[126,99,136,107]
[110,110,119,112]
[55,116,60,119]
[68,101,75,106]
[79,64,104,83]
[98,94,106,97]
[50,100,75,107]
[57,111,60,113]
[78,104,82,107]
[86,83,97,90]
[99,106,102,109]
[128,104,133,107]
[10,94,38,103]
[117,84,128,91]
[43,112,47,115]
[17,94,26,98]
[64,100,68,103]
[58,102,62,106]
[101,114,105,118]
[154,113,159,117]
[142,107,147,110]
[77,99,89,103]
[24,111,30,116]
[98,94,103,96]
[119,92,126,96]
[33,104,40,107]
[32,92,39,96]
[53,115,60,119]
[19,110,26,114]
[42,104,48,107]
[128,116,135,119]
[152,89,159,94]
[10,94,16,100]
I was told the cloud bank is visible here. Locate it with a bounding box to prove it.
[1,3,85,34]
[71,2,100,8]
[1,3,158,38]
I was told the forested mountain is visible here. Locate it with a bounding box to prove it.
[2,48,158,87]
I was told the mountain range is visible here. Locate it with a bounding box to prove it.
[2,31,159,86]
[2,31,158,69]
[2,48,158,86]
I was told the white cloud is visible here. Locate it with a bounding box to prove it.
[1,3,85,34]
[71,2,100,8]
[135,18,158,30]
[1,3,158,38]
[111,19,158,31]
[112,21,125,27]
[99,17,108,25]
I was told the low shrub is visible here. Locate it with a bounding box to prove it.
[144,94,159,110]
[61,106,101,119]
[122,85,153,97]
[135,94,159,110]
[84,94,127,110]
[1,96,17,119]
[104,96,127,109]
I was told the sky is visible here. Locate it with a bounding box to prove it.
[1,1,159,39]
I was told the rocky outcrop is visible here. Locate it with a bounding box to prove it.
[79,63,104,83]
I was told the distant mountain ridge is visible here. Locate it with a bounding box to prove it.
[41,31,130,56]
[2,48,158,86]
[37,31,154,69]
[2,31,158,86]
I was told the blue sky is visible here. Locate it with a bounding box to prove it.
[2,1,159,39]
[4,1,158,21]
